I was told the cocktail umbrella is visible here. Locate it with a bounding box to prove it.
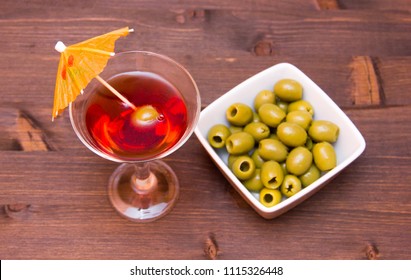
[52,27,135,120]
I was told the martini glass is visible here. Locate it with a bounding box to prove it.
[69,51,200,222]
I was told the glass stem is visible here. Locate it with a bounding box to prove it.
[131,162,158,194]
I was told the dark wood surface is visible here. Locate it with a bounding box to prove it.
[1,0,410,260]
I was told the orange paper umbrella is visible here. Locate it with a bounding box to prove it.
[52,27,135,120]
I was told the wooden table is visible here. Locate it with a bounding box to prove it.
[1,0,410,260]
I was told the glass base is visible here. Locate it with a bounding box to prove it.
[108,161,179,222]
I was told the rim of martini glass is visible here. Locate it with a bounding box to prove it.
[69,50,201,163]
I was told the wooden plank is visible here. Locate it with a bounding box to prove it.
[0,9,410,57]
[340,0,411,11]
[2,0,410,13]
[0,0,317,14]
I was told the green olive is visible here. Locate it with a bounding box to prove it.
[207,124,231,149]
[276,100,289,113]
[244,122,270,142]
[312,142,337,171]
[243,169,264,192]
[280,175,302,198]
[276,122,307,147]
[231,155,256,180]
[288,100,314,116]
[274,79,303,102]
[228,154,245,169]
[281,162,288,176]
[304,136,313,150]
[226,103,253,126]
[299,164,321,188]
[308,120,340,143]
[286,110,312,130]
[286,146,313,176]
[251,149,265,168]
[229,125,243,134]
[261,161,284,189]
[252,112,261,123]
[132,105,160,125]
[269,133,280,141]
[258,138,288,162]
[259,188,282,207]
[254,89,275,111]
[225,132,255,155]
[258,103,286,128]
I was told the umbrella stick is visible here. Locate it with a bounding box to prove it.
[95,75,137,110]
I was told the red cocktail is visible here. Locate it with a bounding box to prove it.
[85,71,188,160]
[70,51,200,222]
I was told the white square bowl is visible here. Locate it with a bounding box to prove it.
[194,63,366,219]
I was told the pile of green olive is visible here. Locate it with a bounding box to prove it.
[207,79,340,208]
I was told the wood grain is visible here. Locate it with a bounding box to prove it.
[314,0,341,10]
[0,0,410,260]
[349,56,382,106]
[16,111,54,151]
